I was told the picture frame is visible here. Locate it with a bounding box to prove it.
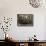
[17,14,33,26]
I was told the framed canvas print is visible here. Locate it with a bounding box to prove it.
[17,14,33,26]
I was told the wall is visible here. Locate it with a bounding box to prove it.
[0,0,46,40]
[44,15,46,40]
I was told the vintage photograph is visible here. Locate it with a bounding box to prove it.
[17,14,33,26]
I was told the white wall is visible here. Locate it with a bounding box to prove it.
[44,15,46,40]
[0,0,46,40]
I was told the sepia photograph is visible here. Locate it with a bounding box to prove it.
[17,14,33,26]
